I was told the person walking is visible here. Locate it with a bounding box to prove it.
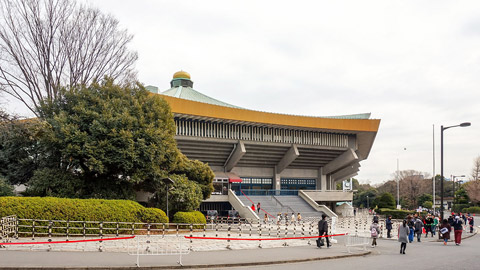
[425,215,433,237]
[370,220,380,247]
[297,213,302,223]
[291,213,296,224]
[264,213,269,223]
[407,215,415,243]
[386,216,393,238]
[257,202,261,214]
[452,216,463,245]
[317,214,330,248]
[439,219,452,245]
[468,214,474,233]
[414,217,424,242]
[398,219,409,254]
[432,215,439,236]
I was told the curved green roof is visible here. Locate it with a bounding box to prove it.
[158,85,371,120]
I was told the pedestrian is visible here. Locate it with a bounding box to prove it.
[354,208,357,217]
[291,212,296,223]
[257,202,261,214]
[452,216,463,245]
[370,220,380,247]
[425,215,434,237]
[251,204,255,212]
[398,219,409,254]
[317,214,330,248]
[284,213,288,224]
[373,214,379,223]
[432,215,439,236]
[468,214,474,233]
[386,215,393,238]
[407,215,415,243]
[264,213,269,223]
[414,217,423,242]
[439,219,452,245]
[277,213,282,225]
[297,213,302,222]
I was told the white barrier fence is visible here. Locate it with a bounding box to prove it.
[128,235,190,267]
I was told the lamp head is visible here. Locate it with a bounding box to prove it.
[460,122,471,127]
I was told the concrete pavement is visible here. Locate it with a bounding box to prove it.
[0,238,369,269]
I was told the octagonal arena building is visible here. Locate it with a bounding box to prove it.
[146,71,380,219]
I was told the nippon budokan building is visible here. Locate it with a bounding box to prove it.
[146,71,380,219]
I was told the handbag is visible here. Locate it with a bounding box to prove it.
[316,237,325,247]
[440,227,448,234]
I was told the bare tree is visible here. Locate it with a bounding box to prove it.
[471,156,480,181]
[398,170,430,208]
[465,180,480,205]
[0,0,137,116]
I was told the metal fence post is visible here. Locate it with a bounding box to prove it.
[32,219,36,240]
[116,222,119,237]
[227,224,231,250]
[189,224,193,250]
[66,220,70,241]
[48,220,52,242]
[83,221,86,239]
[258,223,262,248]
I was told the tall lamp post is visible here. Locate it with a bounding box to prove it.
[440,122,470,227]
[162,177,175,218]
[451,174,465,209]
[366,195,369,209]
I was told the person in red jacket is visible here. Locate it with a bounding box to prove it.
[251,204,255,212]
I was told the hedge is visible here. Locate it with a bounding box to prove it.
[377,208,415,219]
[0,197,168,223]
[452,204,470,213]
[462,206,480,214]
[172,211,206,227]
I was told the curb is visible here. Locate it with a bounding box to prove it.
[0,250,372,270]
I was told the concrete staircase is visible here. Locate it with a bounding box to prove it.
[236,195,324,219]
[273,196,324,219]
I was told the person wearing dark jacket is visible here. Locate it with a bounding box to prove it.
[386,216,393,238]
[468,214,474,233]
[452,216,463,245]
[440,219,452,245]
[414,217,424,242]
[425,215,434,237]
[317,214,330,248]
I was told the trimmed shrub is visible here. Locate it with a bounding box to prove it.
[452,204,469,213]
[377,208,415,219]
[172,211,206,226]
[0,197,167,223]
[462,206,480,214]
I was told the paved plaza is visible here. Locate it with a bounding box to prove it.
[0,215,477,269]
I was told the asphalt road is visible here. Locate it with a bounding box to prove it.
[218,229,479,270]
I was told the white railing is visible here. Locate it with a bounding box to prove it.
[345,234,369,253]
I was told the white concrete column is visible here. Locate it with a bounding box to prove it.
[274,166,281,190]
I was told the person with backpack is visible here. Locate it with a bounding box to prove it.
[398,219,409,254]
[317,214,330,248]
[370,220,380,247]
[452,216,463,245]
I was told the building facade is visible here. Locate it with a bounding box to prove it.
[147,71,381,217]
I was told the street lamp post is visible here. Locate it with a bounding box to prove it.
[367,195,369,209]
[161,177,175,218]
[440,122,470,229]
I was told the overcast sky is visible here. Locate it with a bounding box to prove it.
[4,0,480,184]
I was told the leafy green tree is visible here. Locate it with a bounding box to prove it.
[418,193,433,208]
[173,154,214,200]
[354,188,378,208]
[0,113,49,185]
[152,174,203,216]
[33,79,180,199]
[423,201,433,209]
[0,176,14,196]
[376,192,396,209]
